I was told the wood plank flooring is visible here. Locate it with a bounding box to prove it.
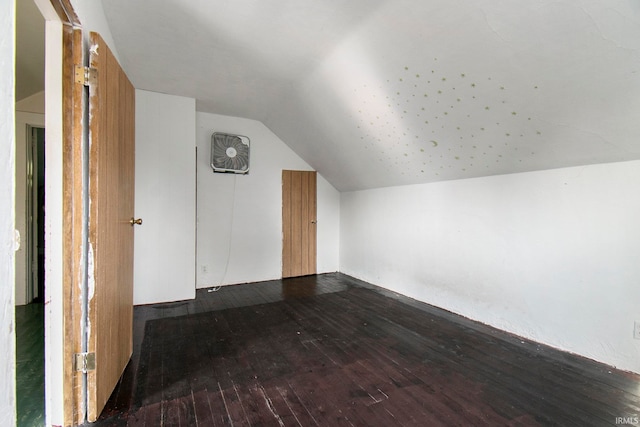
[91,273,640,426]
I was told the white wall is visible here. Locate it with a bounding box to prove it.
[134,90,196,305]
[197,112,340,288]
[317,172,341,274]
[341,160,640,374]
[0,0,16,424]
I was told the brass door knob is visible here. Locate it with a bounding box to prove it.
[130,218,143,226]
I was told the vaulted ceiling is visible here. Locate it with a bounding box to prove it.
[103,0,640,191]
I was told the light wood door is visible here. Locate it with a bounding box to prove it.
[282,170,317,278]
[86,31,136,422]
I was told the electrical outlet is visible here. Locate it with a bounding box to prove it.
[634,321,640,340]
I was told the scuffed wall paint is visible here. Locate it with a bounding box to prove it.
[0,0,17,425]
[347,63,545,180]
[340,160,640,374]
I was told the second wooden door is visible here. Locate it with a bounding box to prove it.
[282,170,317,278]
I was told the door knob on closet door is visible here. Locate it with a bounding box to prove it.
[130,218,143,226]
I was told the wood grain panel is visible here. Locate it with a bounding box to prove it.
[291,171,302,277]
[282,170,316,278]
[306,172,317,275]
[87,31,135,422]
[282,170,292,278]
[301,172,310,275]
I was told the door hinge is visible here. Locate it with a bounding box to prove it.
[74,65,97,87]
[74,352,96,372]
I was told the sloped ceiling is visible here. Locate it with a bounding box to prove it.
[102,0,640,191]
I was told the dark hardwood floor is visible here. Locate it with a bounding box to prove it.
[92,273,640,426]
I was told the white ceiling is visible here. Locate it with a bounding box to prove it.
[103,0,640,191]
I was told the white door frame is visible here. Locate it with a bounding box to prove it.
[34,0,66,424]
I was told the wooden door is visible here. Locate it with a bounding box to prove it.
[86,31,136,422]
[282,170,317,278]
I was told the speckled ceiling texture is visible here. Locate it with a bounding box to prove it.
[102,0,640,191]
[351,64,542,179]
